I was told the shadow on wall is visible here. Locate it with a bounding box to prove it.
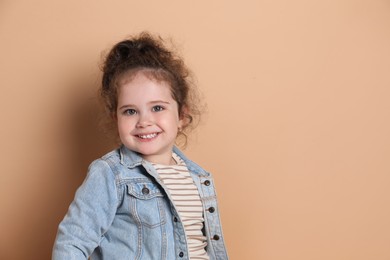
[20,80,116,259]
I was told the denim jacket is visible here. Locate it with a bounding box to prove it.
[53,145,228,260]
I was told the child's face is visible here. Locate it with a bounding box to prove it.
[116,72,184,165]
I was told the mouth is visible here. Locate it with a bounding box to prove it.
[136,132,160,140]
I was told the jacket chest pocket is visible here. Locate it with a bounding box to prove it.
[126,181,166,228]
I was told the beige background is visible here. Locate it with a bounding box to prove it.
[1,0,390,259]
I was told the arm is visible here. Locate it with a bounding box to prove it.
[52,159,118,260]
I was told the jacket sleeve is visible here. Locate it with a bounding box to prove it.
[52,159,118,260]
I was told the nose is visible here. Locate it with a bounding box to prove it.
[136,112,153,128]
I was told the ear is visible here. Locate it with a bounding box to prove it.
[179,105,189,119]
[179,106,189,126]
[178,115,184,131]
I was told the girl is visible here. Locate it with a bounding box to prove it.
[53,32,229,260]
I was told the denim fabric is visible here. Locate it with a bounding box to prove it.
[53,145,228,260]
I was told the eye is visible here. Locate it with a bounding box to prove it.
[123,109,137,115]
[152,105,164,112]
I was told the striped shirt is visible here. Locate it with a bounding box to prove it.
[152,153,209,260]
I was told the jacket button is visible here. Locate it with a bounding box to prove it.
[213,234,220,241]
[204,180,211,186]
[179,252,184,257]
[208,207,215,213]
[173,217,178,222]
[142,187,150,195]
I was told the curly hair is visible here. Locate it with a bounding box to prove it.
[100,32,202,146]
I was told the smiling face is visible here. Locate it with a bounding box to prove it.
[116,71,184,165]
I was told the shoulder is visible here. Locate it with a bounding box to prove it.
[86,148,121,177]
[88,146,148,179]
[100,147,121,161]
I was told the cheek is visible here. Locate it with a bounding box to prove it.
[117,121,125,135]
[164,113,180,125]
[117,117,134,132]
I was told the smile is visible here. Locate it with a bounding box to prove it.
[137,133,159,139]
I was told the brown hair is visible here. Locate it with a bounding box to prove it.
[100,32,202,146]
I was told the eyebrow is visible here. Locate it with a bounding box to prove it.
[150,100,170,105]
[118,100,171,110]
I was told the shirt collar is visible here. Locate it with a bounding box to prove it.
[118,144,209,176]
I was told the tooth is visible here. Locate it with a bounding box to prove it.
[139,133,157,139]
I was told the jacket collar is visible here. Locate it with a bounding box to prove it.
[119,145,143,168]
[118,145,209,176]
